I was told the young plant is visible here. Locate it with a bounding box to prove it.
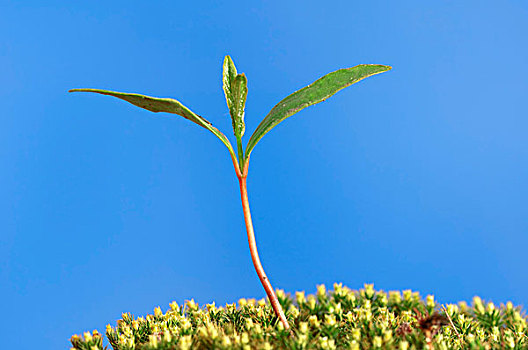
[69,56,391,331]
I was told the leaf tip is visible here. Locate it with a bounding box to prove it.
[224,55,234,65]
[69,88,94,93]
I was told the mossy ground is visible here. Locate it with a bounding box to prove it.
[70,284,527,349]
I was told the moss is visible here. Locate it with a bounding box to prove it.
[70,284,527,349]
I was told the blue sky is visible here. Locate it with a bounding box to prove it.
[1,1,527,348]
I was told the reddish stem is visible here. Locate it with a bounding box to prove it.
[232,156,290,331]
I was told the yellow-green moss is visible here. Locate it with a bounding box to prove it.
[70,284,527,349]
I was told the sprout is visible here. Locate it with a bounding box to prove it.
[70,56,390,330]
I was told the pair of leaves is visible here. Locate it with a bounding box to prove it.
[69,56,391,169]
[222,56,248,141]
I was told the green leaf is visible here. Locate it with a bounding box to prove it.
[231,73,248,139]
[69,88,236,156]
[245,64,392,158]
[222,56,247,140]
[222,55,238,111]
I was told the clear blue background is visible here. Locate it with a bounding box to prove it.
[1,1,527,348]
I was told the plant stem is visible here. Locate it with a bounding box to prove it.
[236,136,244,173]
[235,162,290,331]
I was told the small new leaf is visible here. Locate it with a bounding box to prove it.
[69,88,236,157]
[222,55,247,140]
[245,64,392,159]
[231,73,247,139]
[222,55,237,111]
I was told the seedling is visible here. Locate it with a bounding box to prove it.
[70,56,391,330]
